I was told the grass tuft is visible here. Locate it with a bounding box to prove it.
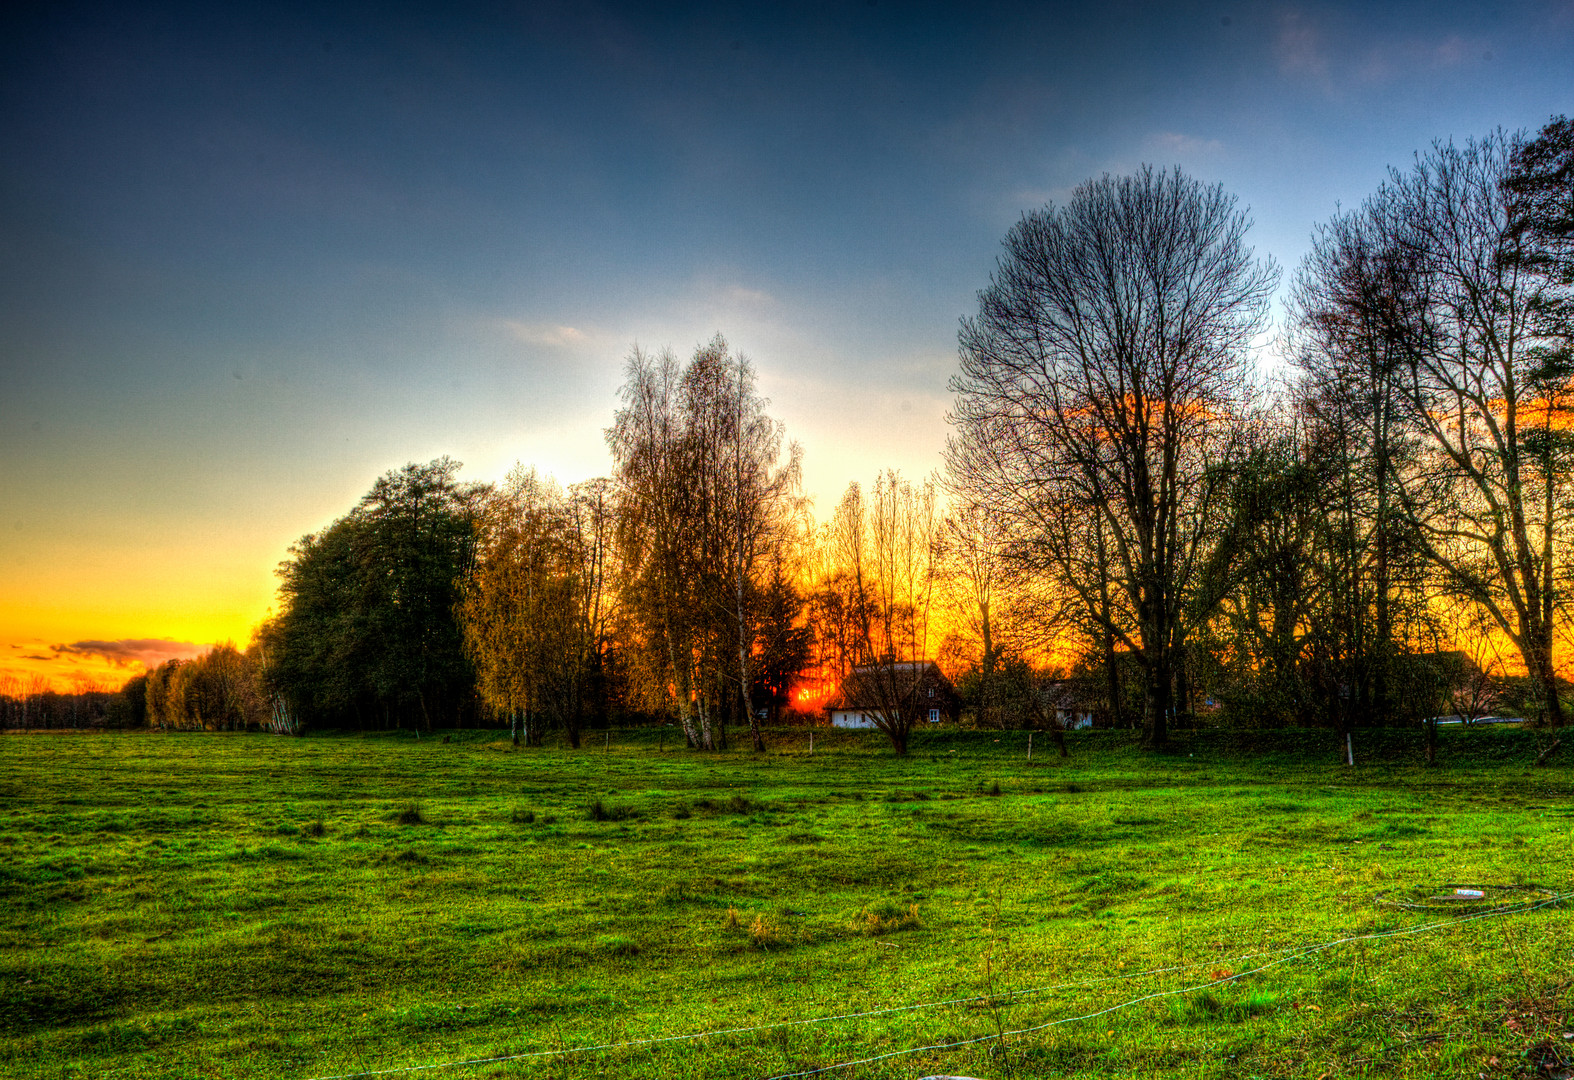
[858,901,921,935]
[393,802,426,825]
[748,914,785,949]
[588,798,637,822]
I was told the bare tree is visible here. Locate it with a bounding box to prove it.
[949,166,1277,748]
[820,471,941,754]
[938,503,1004,727]
[1354,133,1573,725]
[1289,205,1428,734]
[610,336,799,749]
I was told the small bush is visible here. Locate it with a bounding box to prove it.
[394,803,426,826]
[986,781,1002,797]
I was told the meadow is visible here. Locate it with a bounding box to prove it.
[1,726,1570,1080]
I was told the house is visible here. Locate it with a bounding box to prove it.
[825,662,961,729]
[1041,681,1095,730]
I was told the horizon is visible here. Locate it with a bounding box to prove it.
[4,0,1572,692]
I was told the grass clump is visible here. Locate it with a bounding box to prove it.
[393,802,426,826]
[596,934,640,957]
[748,914,785,949]
[303,814,327,837]
[587,798,638,822]
[509,808,536,825]
[858,900,921,935]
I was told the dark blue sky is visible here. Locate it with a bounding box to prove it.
[2,0,1571,678]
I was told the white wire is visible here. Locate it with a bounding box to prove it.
[297,890,1569,1080]
[762,890,1574,1080]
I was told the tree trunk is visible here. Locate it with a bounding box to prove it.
[889,724,908,755]
[1530,627,1565,727]
[1143,653,1170,750]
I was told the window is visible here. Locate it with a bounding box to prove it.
[927,687,935,697]
[928,708,940,723]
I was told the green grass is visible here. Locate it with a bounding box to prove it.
[0,726,1570,1079]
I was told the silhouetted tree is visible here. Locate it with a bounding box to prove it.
[950,166,1277,747]
[266,459,484,730]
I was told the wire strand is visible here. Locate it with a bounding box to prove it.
[762,890,1572,1079]
[298,890,1569,1080]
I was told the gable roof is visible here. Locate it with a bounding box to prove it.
[826,661,955,711]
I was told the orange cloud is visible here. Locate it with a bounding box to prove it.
[50,638,205,668]
[1,637,213,695]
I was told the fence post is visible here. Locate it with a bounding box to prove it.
[1027,732,1033,763]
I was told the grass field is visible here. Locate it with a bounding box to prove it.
[1,726,1571,1080]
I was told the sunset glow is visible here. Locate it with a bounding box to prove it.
[3,2,1570,705]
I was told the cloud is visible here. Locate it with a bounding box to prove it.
[50,638,206,668]
[1147,132,1224,158]
[21,654,54,661]
[1274,9,1492,93]
[726,285,773,305]
[1431,34,1470,68]
[1274,9,1329,84]
[502,321,588,347]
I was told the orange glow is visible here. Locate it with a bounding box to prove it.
[0,633,210,695]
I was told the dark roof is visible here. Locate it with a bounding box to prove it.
[826,661,955,711]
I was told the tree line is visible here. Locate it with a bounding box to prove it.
[950,116,1572,751]
[13,116,1568,755]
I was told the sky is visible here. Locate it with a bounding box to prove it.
[2,0,1572,692]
